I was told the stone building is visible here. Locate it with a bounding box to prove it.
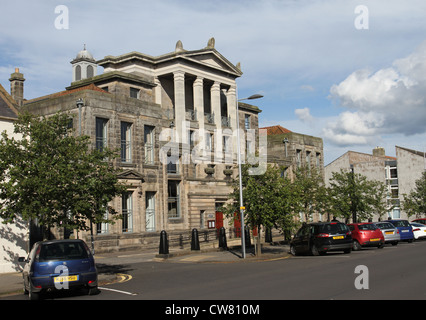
[19,40,262,252]
[325,147,407,221]
[261,125,324,181]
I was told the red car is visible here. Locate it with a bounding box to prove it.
[347,223,385,251]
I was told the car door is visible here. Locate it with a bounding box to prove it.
[292,225,308,254]
[22,243,39,290]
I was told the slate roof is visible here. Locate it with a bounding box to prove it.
[0,84,19,120]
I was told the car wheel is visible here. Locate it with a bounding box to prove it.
[352,240,362,251]
[290,245,298,256]
[310,245,320,256]
[378,242,384,249]
[29,286,40,301]
[88,286,99,296]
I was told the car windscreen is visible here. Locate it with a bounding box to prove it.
[358,224,377,230]
[391,220,410,228]
[376,223,394,229]
[38,242,89,262]
[319,223,349,234]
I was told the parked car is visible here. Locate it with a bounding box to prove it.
[387,219,415,243]
[410,222,426,240]
[412,218,426,225]
[347,223,385,250]
[290,222,352,256]
[18,239,98,300]
[373,221,400,246]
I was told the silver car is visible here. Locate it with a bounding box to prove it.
[373,221,400,246]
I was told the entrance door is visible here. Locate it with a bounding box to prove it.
[146,192,156,232]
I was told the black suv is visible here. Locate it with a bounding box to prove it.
[290,222,352,256]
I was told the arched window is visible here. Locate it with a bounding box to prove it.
[75,65,81,81]
[87,65,94,78]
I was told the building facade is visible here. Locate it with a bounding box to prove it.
[261,125,324,181]
[20,39,262,252]
[324,146,425,221]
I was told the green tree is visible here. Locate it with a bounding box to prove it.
[327,169,387,223]
[222,164,298,255]
[0,112,126,237]
[292,165,328,222]
[403,172,426,218]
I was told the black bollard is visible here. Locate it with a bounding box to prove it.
[244,228,251,247]
[191,228,200,250]
[219,227,228,250]
[159,230,169,255]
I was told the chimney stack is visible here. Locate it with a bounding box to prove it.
[373,146,386,157]
[9,68,25,107]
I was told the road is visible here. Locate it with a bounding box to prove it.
[4,240,426,301]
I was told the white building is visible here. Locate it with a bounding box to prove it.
[0,79,27,273]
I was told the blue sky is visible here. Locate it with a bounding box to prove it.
[1,0,426,165]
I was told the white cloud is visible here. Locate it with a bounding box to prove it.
[295,107,314,123]
[324,41,426,146]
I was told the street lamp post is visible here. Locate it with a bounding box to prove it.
[236,93,263,259]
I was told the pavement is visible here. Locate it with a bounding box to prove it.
[0,240,290,298]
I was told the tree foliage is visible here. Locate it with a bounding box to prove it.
[403,171,426,218]
[0,112,126,233]
[327,169,387,223]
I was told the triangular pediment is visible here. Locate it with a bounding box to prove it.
[117,169,144,181]
[181,50,242,76]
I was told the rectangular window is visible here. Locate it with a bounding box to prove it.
[122,192,133,233]
[168,180,180,219]
[130,87,140,99]
[96,210,109,235]
[145,192,156,232]
[223,135,231,154]
[296,149,302,168]
[121,122,132,163]
[167,155,179,174]
[244,114,251,130]
[95,117,108,151]
[205,132,213,151]
[144,125,155,165]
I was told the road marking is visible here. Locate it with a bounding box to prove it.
[116,273,133,283]
[180,255,214,262]
[98,287,137,296]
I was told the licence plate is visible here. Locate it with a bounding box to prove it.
[385,231,393,234]
[333,236,344,239]
[370,238,380,242]
[54,275,78,283]
[402,230,409,232]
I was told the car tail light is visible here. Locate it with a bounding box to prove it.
[316,233,330,238]
[413,228,420,232]
[346,231,351,236]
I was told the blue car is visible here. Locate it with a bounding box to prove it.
[387,219,415,243]
[19,239,98,300]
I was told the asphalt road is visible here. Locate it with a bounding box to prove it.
[4,240,426,301]
[99,240,426,300]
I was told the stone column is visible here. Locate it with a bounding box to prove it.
[226,85,237,159]
[193,76,205,156]
[211,81,222,162]
[173,71,186,143]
